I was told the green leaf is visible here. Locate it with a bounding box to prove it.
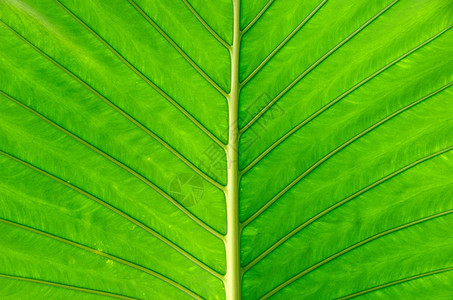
[0,0,452,299]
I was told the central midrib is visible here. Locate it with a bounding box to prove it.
[224,0,242,299]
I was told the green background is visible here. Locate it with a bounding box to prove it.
[0,0,452,299]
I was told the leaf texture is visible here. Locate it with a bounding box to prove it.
[0,0,452,299]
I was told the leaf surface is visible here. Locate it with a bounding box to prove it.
[0,0,452,299]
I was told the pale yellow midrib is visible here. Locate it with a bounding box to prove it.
[224,0,242,299]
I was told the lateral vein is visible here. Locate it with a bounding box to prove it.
[260,209,453,299]
[240,0,400,134]
[0,150,224,281]
[242,81,453,227]
[127,0,229,98]
[0,218,201,299]
[0,90,224,240]
[180,0,231,49]
[241,0,275,34]
[240,0,328,86]
[0,272,137,300]
[0,20,225,191]
[55,0,226,149]
[244,146,453,273]
[240,24,451,175]
[336,267,453,299]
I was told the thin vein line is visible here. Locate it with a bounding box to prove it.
[0,20,225,191]
[240,24,451,175]
[243,146,453,272]
[0,218,201,300]
[0,90,223,240]
[55,0,226,149]
[240,0,328,86]
[242,81,453,227]
[260,209,453,299]
[241,0,275,34]
[0,272,137,300]
[0,150,224,281]
[180,0,231,49]
[240,0,400,134]
[127,0,229,98]
[336,267,453,299]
